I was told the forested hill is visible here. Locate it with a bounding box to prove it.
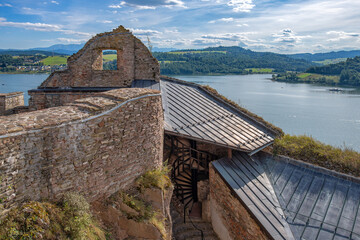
[288,50,360,62]
[306,56,360,85]
[151,46,314,75]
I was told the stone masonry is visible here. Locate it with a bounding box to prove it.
[0,92,24,115]
[209,164,270,240]
[28,25,160,110]
[0,88,164,213]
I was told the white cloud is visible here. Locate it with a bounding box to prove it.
[109,2,126,8]
[209,17,234,23]
[114,0,186,10]
[0,18,92,37]
[227,0,255,12]
[272,29,311,44]
[0,3,12,7]
[326,31,360,42]
[56,38,87,43]
[96,20,113,24]
[51,1,59,5]
[130,28,161,36]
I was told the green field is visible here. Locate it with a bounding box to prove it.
[298,73,340,83]
[41,56,68,65]
[102,54,117,62]
[245,68,273,73]
[313,58,347,65]
[168,51,227,55]
[160,61,186,64]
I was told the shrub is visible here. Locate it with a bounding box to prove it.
[136,163,172,191]
[0,193,106,240]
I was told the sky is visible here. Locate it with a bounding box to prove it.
[0,0,360,53]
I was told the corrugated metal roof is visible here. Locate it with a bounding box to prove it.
[131,78,275,152]
[260,153,360,240]
[159,78,274,152]
[212,152,294,240]
[214,152,360,239]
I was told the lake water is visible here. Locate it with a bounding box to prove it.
[175,74,360,152]
[1,73,360,151]
[0,74,48,104]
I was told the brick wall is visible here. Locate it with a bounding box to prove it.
[0,92,24,115]
[209,164,269,240]
[0,88,163,213]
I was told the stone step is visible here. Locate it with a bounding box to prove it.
[187,235,219,240]
[173,222,214,233]
[176,229,217,240]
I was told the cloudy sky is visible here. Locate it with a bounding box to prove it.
[0,0,360,53]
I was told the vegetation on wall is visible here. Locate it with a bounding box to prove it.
[0,193,106,240]
[273,134,360,177]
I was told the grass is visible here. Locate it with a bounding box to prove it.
[202,85,284,136]
[298,73,312,79]
[160,61,186,64]
[313,58,347,65]
[245,68,273,73]
[273,134,360,177]
[111,190,167,239]
[0,193,106,240]
[102,54,117,62]
[41,56,68,66]
[168,51,226,55]
[136,163,172,191]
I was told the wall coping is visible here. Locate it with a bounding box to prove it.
[0,92,23,97]
[0,88,160,138]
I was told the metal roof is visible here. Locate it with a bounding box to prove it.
[212,152,295,240]
[213,151,360,240]
[139,77,275,152]
[260,153,360,240]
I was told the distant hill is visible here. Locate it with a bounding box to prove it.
[150,46,315,75]
[288,50,360,62]
[31,44,84,55]
[0,49,63,56]
[274,56,360,86]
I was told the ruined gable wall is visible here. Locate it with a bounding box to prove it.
[0,88,163,212]
[38,26,160,89]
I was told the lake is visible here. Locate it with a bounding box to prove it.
[175,74,360,152]
[1,73,359,151]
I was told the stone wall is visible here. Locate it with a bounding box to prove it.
[209,164,269,240]
[0,88,164,212]
[28,91,101,111]
[0,92,24,115]
[38,26,159,89]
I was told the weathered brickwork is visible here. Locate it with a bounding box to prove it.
[0,88,163,212]
[0,92,24,115]
[209,164,269,240]
[38,26,159,89]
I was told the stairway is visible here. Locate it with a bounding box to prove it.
[171,205,219,240]
[169,136,217,222]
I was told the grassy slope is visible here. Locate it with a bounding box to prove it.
[41,56,68,65]
[273,134,360,177]
[102,54,117,62]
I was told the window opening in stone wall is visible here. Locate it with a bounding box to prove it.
[102,50,118,70]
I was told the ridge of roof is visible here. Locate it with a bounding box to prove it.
[160,75,283,137]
